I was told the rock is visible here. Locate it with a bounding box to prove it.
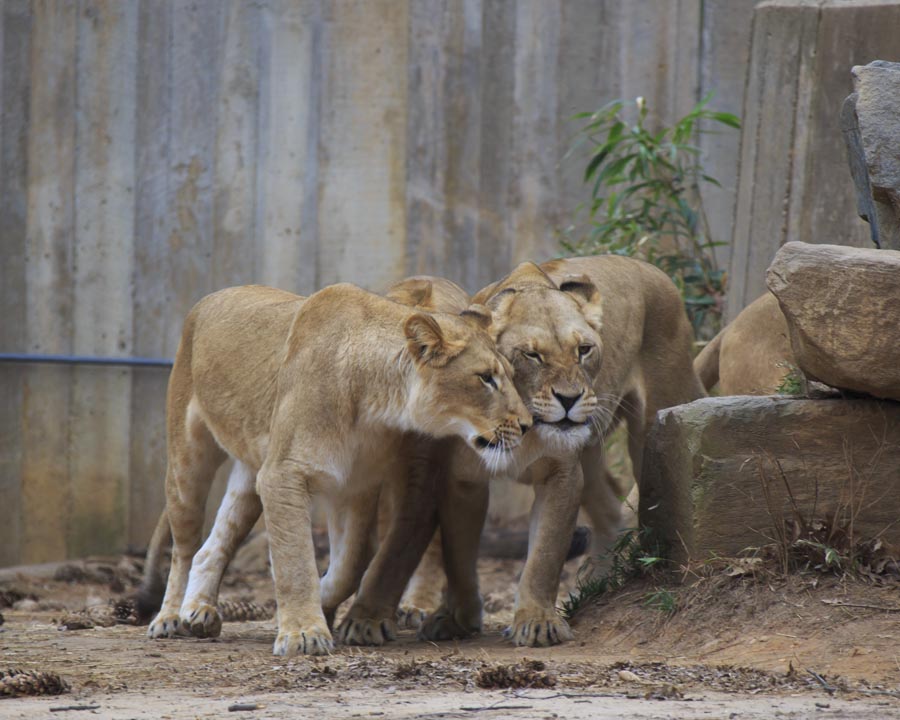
[843,61,900,251]
[766,241,900,401]
[640,396,900,563]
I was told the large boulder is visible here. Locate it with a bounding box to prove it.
[842,61,900,251]
[640,396,900,562]
[766,241,900,401]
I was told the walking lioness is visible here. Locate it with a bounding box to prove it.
[145,283,531,656]
[343,257,705,646]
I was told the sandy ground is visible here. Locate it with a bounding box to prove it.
[3,550,900,719]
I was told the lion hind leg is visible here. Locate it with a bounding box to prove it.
[579,441,630,579]
[319,487,379,631]
[135,510,171,623]
[148,397,226,639]
[180,460,262,638]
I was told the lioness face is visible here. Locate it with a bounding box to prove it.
[491,286,602,453]
[404,310,532,471]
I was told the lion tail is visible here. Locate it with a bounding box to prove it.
[134,509,172,623]
[693,329,723,393]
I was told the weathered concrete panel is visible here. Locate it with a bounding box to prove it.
[0,0,31,567]
[508,0,562,266]
[256,0,320,295]
[212,0,261,289]
[698,0,757,274]
[129,0,175,549]
[21,0,77,564]
[406,0,483,290]
[473,0,516,292]
[729,1,821,322]
[69,0,138,557]
[317,0,408,290]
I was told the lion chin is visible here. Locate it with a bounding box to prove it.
[470,437,519,474]
[533,419,593,453]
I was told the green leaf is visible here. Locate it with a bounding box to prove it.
[708,111,741,129]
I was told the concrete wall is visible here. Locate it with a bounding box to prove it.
[0,0,756,565]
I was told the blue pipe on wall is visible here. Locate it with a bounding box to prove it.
[0,353,173,369]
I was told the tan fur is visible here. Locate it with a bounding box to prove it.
[416,257,705,646]
[143,283,531,656]
[694,292,794,395]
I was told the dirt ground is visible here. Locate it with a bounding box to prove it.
[3,547,900,719]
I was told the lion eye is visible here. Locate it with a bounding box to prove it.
[522,351,543,364]
[478,372,497,390]
[578,344,594,360]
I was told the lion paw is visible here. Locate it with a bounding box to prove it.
[147,612,190,639]
[181,602,223,639]
[336,616,397,646]
[273,627,333,656]
[397,605,427,630]
[504,610,573,647]
[418,605,481,641]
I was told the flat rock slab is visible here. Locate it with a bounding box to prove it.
[640,396,900,562]
[767,241,900,401]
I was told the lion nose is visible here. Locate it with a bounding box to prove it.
[553,390,583,413]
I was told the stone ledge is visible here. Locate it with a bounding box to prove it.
[640,396,900,563]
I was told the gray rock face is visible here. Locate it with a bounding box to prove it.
[766,241,900,401]
[640,396,900,562]
[843,60,900,251]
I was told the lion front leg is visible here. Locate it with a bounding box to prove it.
[258,459,332,657]
[337,446,440,646]
[507,459,583,647]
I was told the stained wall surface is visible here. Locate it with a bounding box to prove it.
[1,0,760,565]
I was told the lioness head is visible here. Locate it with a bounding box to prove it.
[473,262,604,454]
[397,284,532,471]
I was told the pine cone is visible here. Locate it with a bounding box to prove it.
[58,613,95,631]
[112,597,139,624]
[218,599,276,622]
[0,669,70,697]
[475,660,556,689]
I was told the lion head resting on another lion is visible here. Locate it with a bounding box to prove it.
[341,257,705,647]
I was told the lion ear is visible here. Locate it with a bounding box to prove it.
[404,313,460,367]
[558,274,600,305]
[460,303,492,330]
[386,278,434,309]
[559,274,603,331]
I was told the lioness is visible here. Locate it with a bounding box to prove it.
[693,292,794,395]
[339,257,704,646]
[144,282,531,656]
